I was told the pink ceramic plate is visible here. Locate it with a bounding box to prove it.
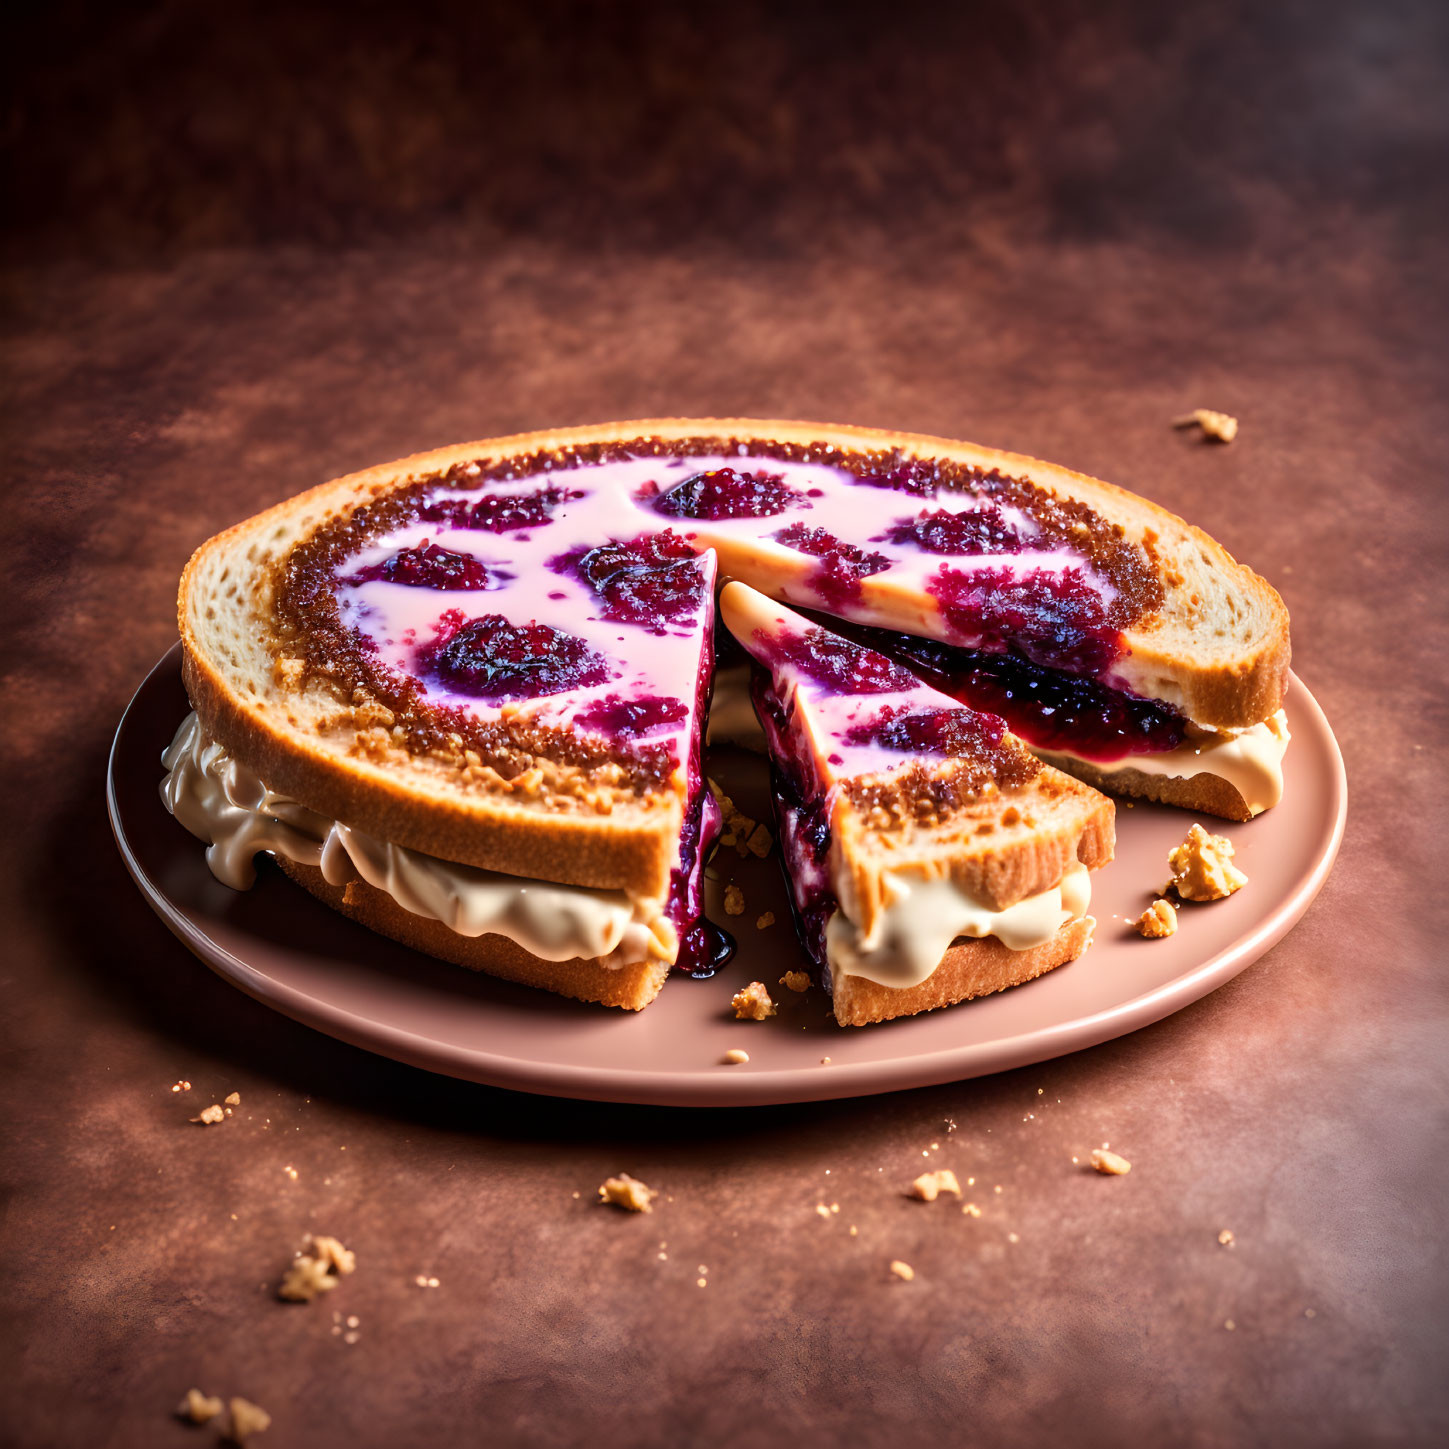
[109,646,1345,1106]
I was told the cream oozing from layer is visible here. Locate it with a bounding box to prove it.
[825,863,1093,990]
[1037,709,1291,815]
[159,713,665,964]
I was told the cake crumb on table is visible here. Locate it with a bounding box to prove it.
[598,1173,656,1213]
[723,884,745,916]
[1135,899,1178,938]
[779,970,810,993]
[909,1169,962,1202]
[278,1233,356,1301]
[170,1080,191,1093]
[176,1388,223,1424]
[1168,824,1247,902]
[1090,1148,1132,1176]
[889,1260,915,1282]
[722,1048,750,1065]
[709,783,773,859]
[756,912,776,930]
[1173,408,1239,443]
[227,1397,271,1443]
[1218,1229,1235,1247]
[190,1104,225,1125]
[731,981,776,1020]
[224,1091,241,1107]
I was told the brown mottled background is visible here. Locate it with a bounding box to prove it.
[3,2,1448,1446]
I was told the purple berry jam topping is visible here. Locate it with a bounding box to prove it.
[885,505,1026,557]
[774,523,891,606]
[342,541,497,591]
[869,632,1187,760]
[929,565,1121,674]
[651,467,802,521]
[419,483,582,534]
[762,626,918,695]
[422,613,611,702]
[844,703,1007,759]
[573,693,687,739]
[550,531,705,632]
[676,919,737,977]
[851,461,942,497]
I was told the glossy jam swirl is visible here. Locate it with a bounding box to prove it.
[423,614,613,703]
[862,629,1187,760]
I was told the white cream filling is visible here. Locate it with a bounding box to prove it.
[1038,709,1290,816]
[159,713,663,965]
[825,862,1092,990]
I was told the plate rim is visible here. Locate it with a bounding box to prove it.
[108,644,1347,1106]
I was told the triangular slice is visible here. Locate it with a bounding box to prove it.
[719,582,1115,1027]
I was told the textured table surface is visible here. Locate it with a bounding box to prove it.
[3,3,1447,1446]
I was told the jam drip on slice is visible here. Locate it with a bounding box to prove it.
[929,565,1120,675]
[774,523,891,606]
[549,531,704,633]
[884,505,1027,556]
[343,541,498,590]
[760,625,917,695]
[419,483,582,534]
[573,694,687,740]
[863,630,1188,761]
[422,613,612,703]
[651,467,802,521]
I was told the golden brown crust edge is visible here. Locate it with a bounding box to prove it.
[829,915,1095,1027]
[275,859,671,1010]
[1036,755,1254,823]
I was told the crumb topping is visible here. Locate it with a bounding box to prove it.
[278,1234,356,1301]
[227,1397,271,1442]
[1135,899,1178,938]
[731,981,777,1020]
[598,1173,656,1212]
[1174,408,1239,443]
[1168,824,1247,901]
[176,1389,223,1424]
[910,1169,962,1201]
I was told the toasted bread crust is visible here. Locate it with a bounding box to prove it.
[829,915,1095,1026]
[1034,754,1255,823]
[275,858,671,1010]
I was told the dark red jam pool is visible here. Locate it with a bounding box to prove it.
[928,565,1121,675]
[549,531,704,632]
[651,467,803,521]
[423,614,613,703]
[344,541,498,591]
[774,523,891,607]
[761,625,918,695]
[860,629,1188,761]
[419,483,583,534]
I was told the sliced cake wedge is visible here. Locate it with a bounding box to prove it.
[719,582,1115,1027]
